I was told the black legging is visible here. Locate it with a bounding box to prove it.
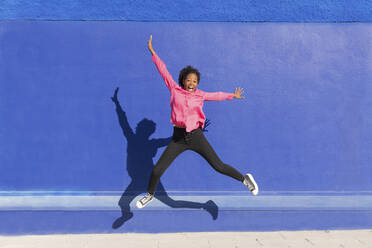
[147,127,244,195]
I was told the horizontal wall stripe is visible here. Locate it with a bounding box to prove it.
[1,191,372,196]
[0,0,372,22]
[1,191,371,211]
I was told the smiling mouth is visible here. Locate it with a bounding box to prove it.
[187,86,194,91]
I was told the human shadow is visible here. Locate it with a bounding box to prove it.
[111,87,218,229]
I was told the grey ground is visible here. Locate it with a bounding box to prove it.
[1,230,372,248]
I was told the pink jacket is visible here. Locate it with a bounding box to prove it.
[152,54,234,132]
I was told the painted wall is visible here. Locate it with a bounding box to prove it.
[1,0,372,22]
[2,21,372,192]
[0,1,372,234]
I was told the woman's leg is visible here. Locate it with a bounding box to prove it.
[190,129,244,182]
[147,140,187,195]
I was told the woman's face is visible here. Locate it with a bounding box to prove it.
[183,73,198,93]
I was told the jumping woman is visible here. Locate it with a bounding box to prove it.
[136,35,258,208]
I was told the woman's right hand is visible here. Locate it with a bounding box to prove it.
[148,35,155,56]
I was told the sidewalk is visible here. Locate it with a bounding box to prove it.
[1,230,371,248]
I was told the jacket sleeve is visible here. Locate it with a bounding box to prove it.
[203,91,234,101]
[151,54,179,91]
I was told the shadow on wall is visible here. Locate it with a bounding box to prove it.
[110,87,218,229]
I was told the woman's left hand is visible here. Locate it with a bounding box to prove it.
[233,87,245,99]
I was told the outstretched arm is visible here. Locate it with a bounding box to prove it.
[204,87,244,101]
[153,137,173,148]
[147,35,156,56]
[111,87,134,140]
[148,35,179,91]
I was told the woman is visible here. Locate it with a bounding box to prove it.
[136,35,258,209]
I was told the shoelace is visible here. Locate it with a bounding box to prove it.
[140,194,153,204]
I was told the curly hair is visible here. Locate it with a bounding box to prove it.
[178,66,200,88]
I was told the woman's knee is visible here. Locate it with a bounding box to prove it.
[212,162,228,174]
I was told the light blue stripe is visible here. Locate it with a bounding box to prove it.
[0,191,371,211]
[1,190,372,196]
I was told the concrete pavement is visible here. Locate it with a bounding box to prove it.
[1,230,371,248]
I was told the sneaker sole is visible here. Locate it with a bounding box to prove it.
[136,200,144,209]
[246,173,259,196]
[136,198,153,209]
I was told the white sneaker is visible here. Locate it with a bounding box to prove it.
[136,193,154,208]
[243,173,259,196]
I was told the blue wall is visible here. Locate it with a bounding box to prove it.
[1,1,372,234]
[2,21,372,192]
[1,0,372,22]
